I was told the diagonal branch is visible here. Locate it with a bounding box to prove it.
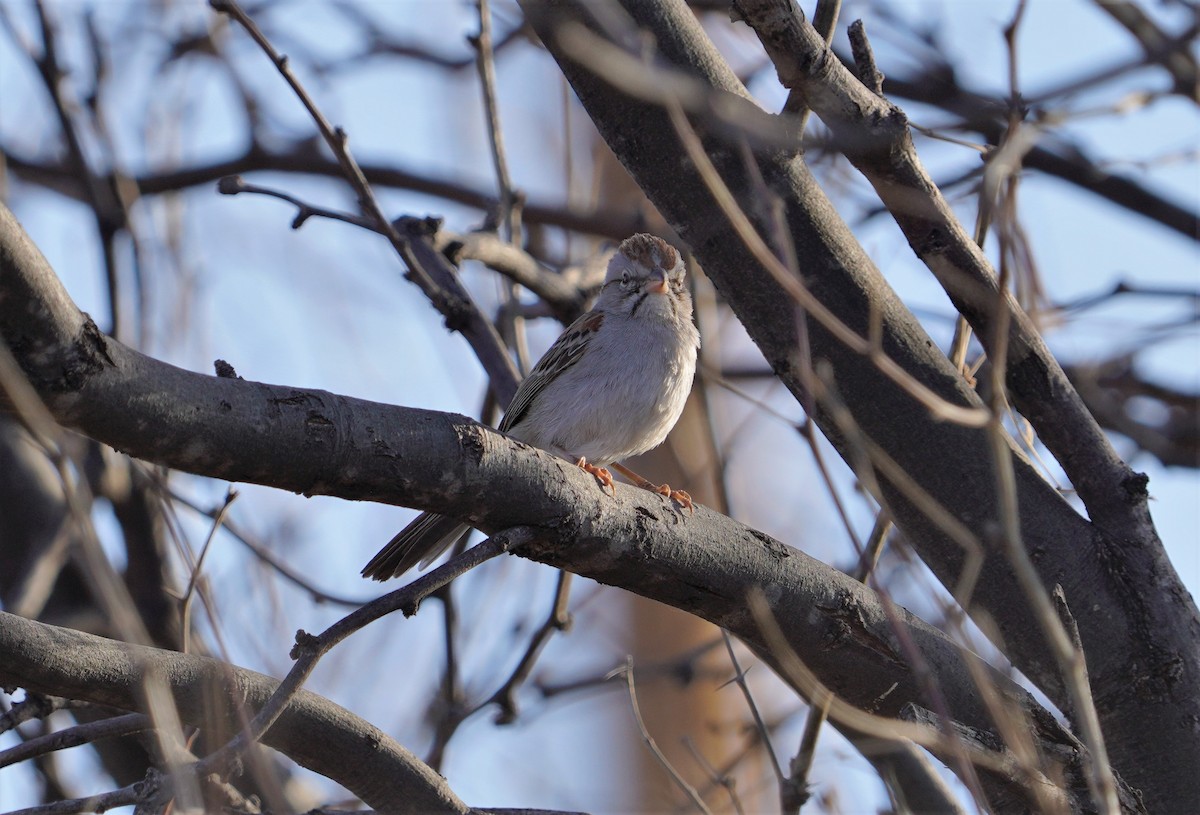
[516,2,1199,809]
[1,198,1107,811]
[210,0,520,407]
[875,69,1200,241]
[0,611,470,813]
[731,0,1149,547]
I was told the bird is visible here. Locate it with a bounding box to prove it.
[361,233,700,581]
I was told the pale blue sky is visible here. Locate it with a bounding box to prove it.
[1,1,1197,812]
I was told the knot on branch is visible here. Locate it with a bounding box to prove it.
[1121,471,1150,501]
[217,175,247,195]
[290,629,320,660]
[394,214,444,239]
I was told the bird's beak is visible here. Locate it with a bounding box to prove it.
[647,269,669,294]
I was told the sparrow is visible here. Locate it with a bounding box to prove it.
[362,233,700,580]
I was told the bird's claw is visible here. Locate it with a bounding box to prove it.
[654,484,694,513]
[576,457,616,496]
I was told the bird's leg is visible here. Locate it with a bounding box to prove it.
[610,462,694,512]
[575,457,615,495]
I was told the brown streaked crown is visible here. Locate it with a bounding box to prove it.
[619,234,678,272]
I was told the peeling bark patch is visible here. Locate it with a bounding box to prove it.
[270,393,314,407]
[1122,471,1149,502]
[455,422,487,465]
[748,528,790,561]
[367,427,397,459]
[80,317,114,364]
[57,316,114,392]
[918,226,948,256]
[304,411,335,451]
[818,592,904,666]
[633,506,657,526]
[1129,649,1186,700]
[305,411,333,428]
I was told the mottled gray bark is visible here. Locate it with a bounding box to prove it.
[0,611,469,813]
[518,1,1197,810]
[1,199,1134,811]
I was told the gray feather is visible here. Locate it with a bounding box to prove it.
[360,513,469,581]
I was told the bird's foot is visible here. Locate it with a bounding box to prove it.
[575,457,615,495]
[608,462,694,513]
[653,484,694,513]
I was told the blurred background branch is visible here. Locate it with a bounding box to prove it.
[1,0,1195,812]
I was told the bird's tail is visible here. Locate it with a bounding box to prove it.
[361,512,470,581]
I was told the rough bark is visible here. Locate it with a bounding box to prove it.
[0,611,470,813]
[517,1,1199,809]
[1,200,1110,810]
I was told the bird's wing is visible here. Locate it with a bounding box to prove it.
[500,309,604,433]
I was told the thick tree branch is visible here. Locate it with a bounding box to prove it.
[733,0,1148,548]
[1,200,1107,810]
[516,2,1200,808]
[1092,0,1199,101]
[0,612,469,813]
[875,70,1200,242]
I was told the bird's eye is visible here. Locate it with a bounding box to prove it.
[620,270,632,287]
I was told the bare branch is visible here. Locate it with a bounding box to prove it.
[1091,0,1199,101]
[210,0,521,406]
[876,69,1200,241]
[0,712,153,770]
[733,0,1148,546]
[0,611,470,813]
[517,4,1198,808]
[619,659,714,815]
[0,197,1098,810]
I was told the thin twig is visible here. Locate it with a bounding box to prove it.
[473,0,520,246]
[180,488,237,654]
[217,175,373,230]
[488,570,574,724]
[982,6,1119,810]
[427,581,466,773]
[0,695,100,735]
[782,695,829,814]
[193,529,525,780]
[30,0,124,339]
[0,713,153,769]
[617,658,714,815]
[167,487,374,607]
[536,637,726,700]
[720,631,783,782]
[810,365,985,606]
[985,138,1122,815]
[682,735,746,815]
[473,0,531,376]
[209,0,521,405]
[4,777,151,815]
[853,509,892,583]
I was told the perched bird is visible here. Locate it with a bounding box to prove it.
[362,233,700,581]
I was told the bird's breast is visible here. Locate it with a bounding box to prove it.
[513,315,697,464]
